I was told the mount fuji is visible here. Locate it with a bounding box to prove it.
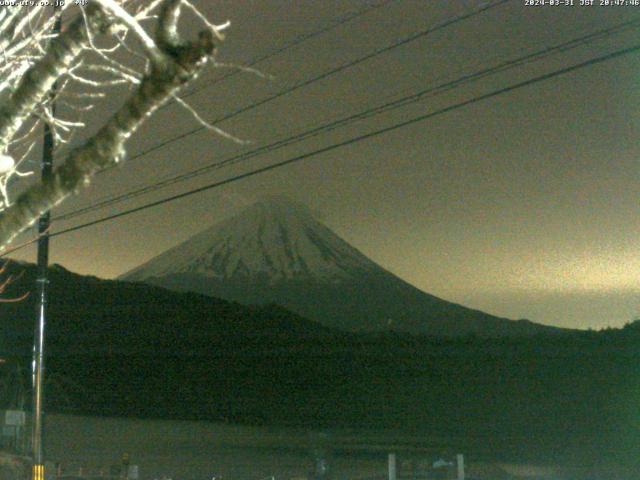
[122,196,559,336]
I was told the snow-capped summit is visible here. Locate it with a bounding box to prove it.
[122,196,560,336]
[124,195,379,284]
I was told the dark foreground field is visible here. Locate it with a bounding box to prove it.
[3,327,640,478]
[40,412,640,480]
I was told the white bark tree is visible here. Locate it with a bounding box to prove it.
[0,261,28,302]
[0,0,229,250]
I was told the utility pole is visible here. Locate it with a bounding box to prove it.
[32,6,61,480]
[388,453,396,480]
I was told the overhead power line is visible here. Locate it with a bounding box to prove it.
[1,42,633,258]
[102,0,510,172]
[53,17,640,223]
[158,0,396,112]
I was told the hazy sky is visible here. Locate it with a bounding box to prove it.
[6,0,640,329]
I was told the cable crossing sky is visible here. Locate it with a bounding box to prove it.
[53,17,640,224]
[3,40,637,258]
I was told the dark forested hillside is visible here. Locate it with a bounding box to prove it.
[1,261,639,468]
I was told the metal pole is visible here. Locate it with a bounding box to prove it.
[388,453,396,480]
[456,454,465,480]
[32,7,60,480]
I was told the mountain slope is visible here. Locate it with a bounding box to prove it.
[123,196,561,337]
[1,261,637,468]
[124,197,381,282]
[0,260,341,358]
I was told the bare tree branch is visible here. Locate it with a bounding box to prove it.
[0,4,114,154]
[0,0,220,250]
[0,261,29,302]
